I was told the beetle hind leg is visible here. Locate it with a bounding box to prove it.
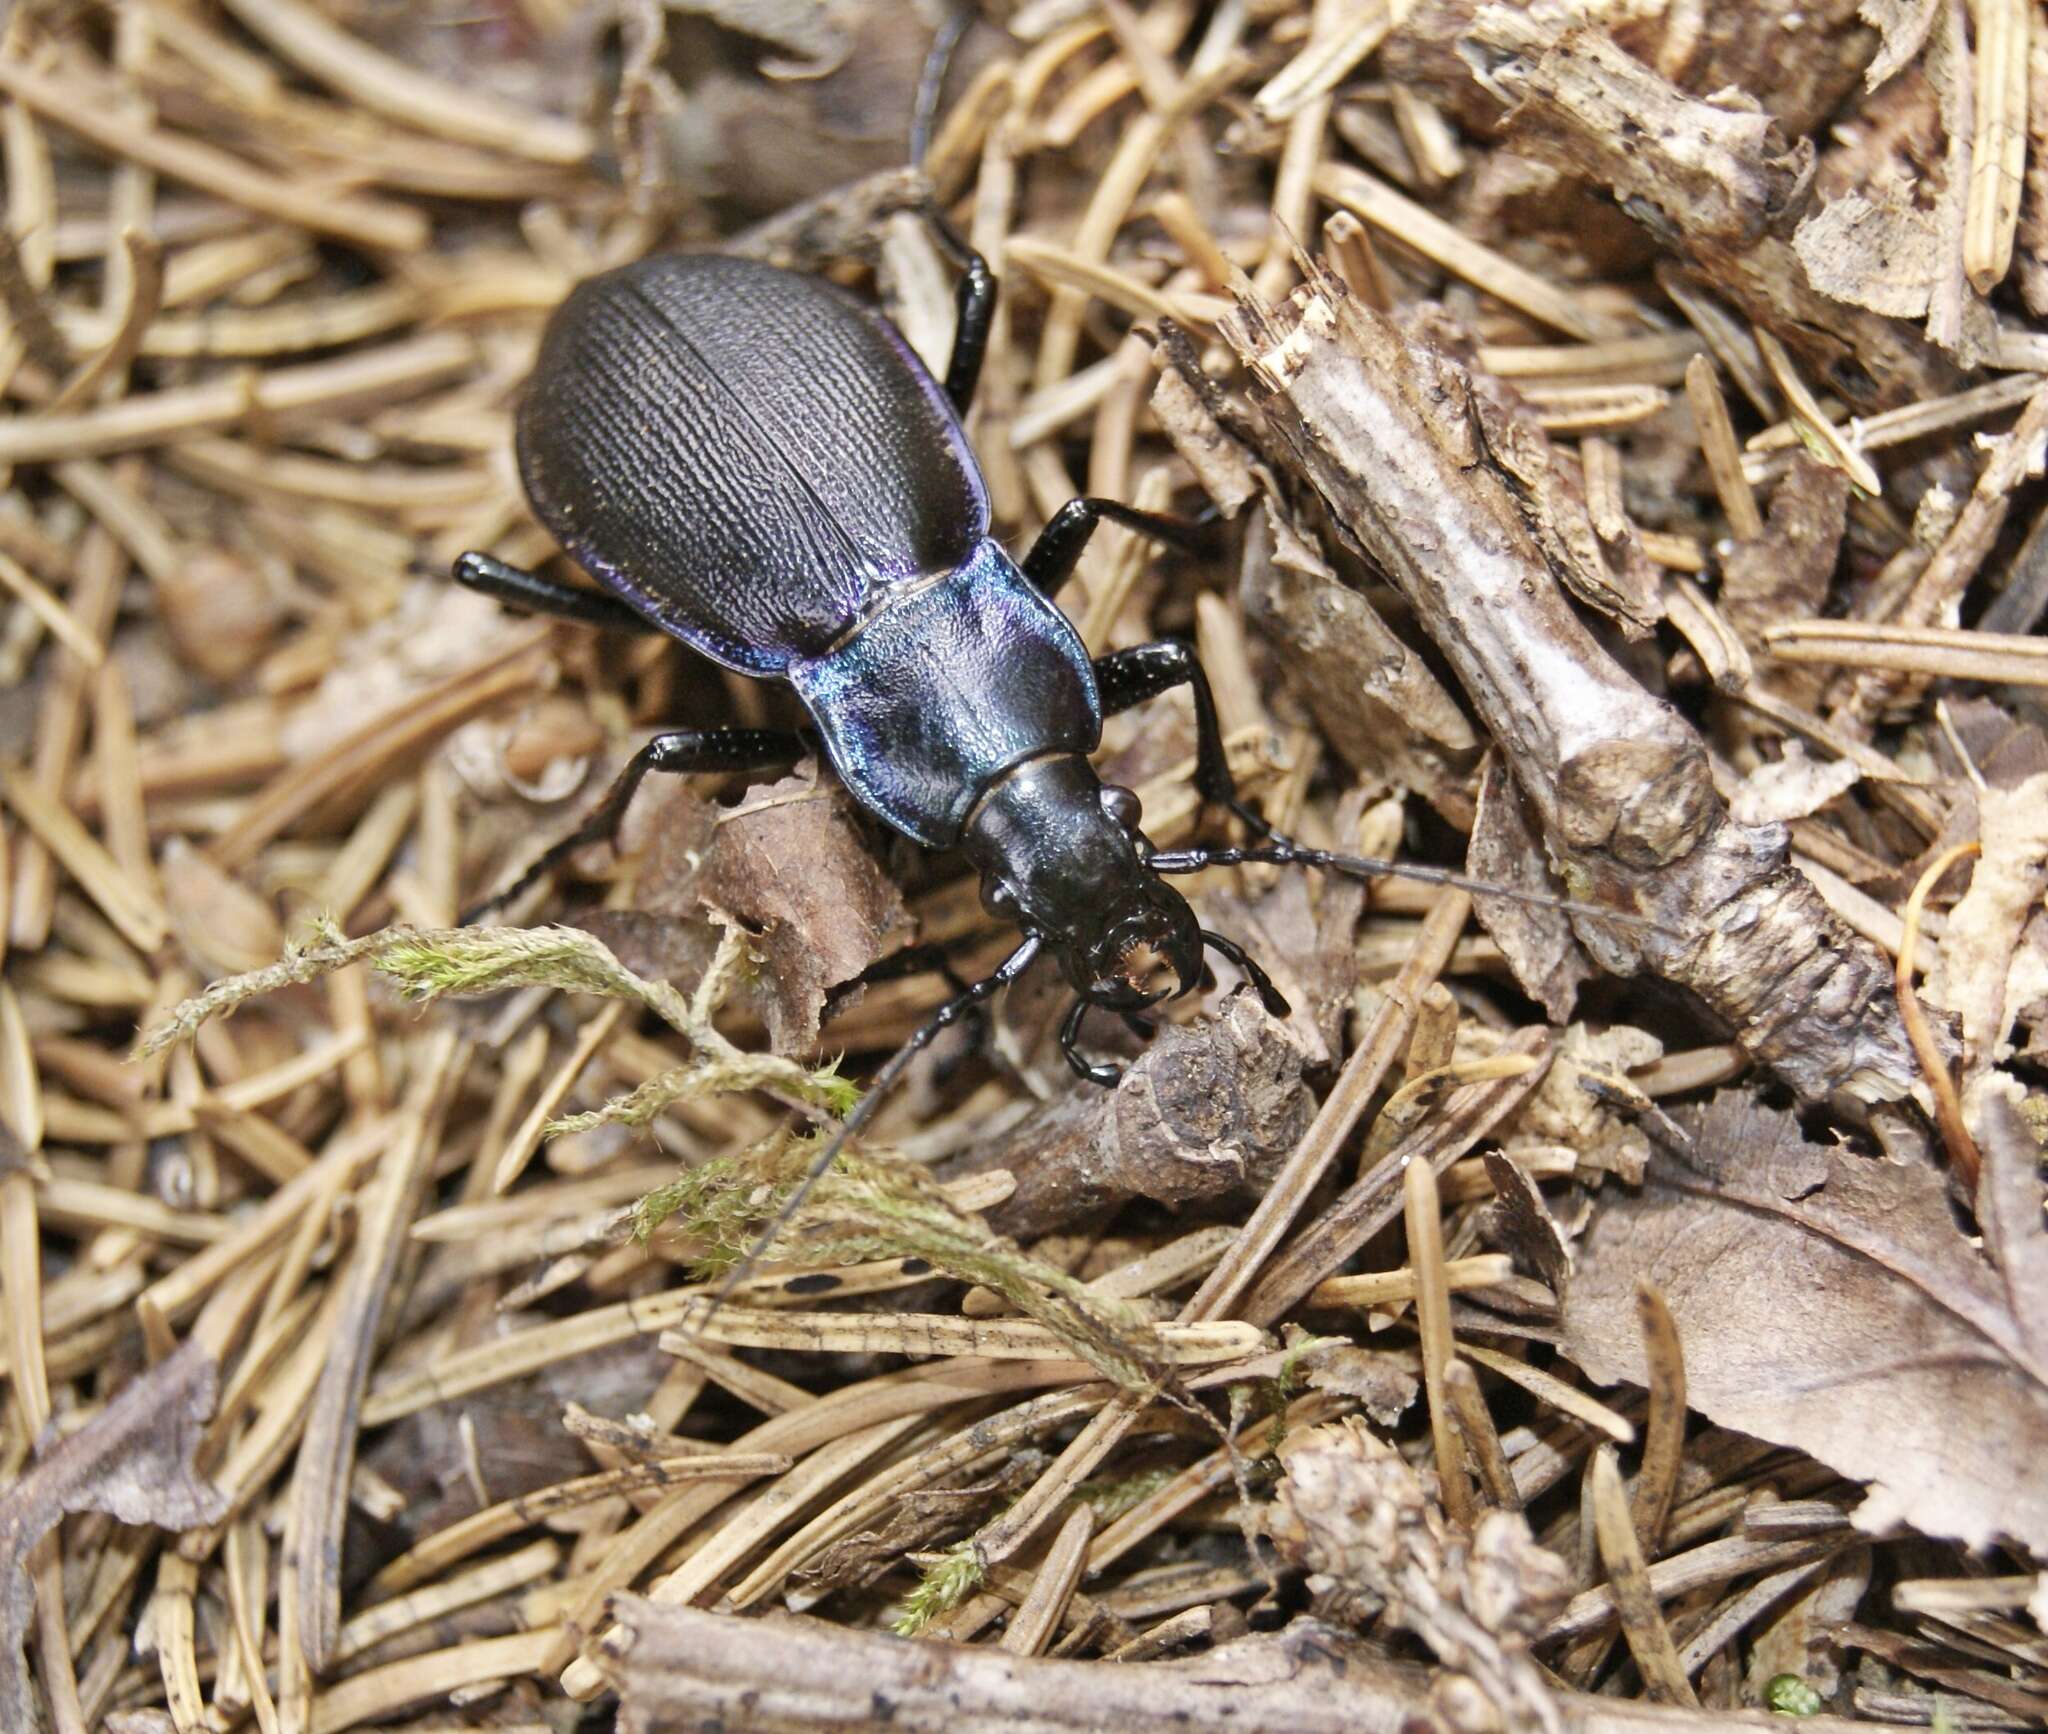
[454,550,655,634]
[463,726,807,923]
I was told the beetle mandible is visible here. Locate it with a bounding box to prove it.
[455,214,1637,1250]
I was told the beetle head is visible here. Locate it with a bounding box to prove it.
[962,755,1200,1009]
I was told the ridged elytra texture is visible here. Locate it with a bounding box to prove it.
[517,252,989,675]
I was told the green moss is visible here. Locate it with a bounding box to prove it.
[892,1540,984,1635]
[1764,1675,1822,1717]
[634,1131,1172,1391]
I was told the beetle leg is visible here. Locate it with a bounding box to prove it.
[464,726,807,922]
[454,551,656,633]
[925,209,996,413]
[1198,928,1291,1018]
[1020,498,1212,596]
[1058,999,1123,1088]
[1092,639,1271,837]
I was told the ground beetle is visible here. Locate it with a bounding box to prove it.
[456,215,1639,1257]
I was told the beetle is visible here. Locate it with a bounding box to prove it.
[456,215,1641,1255]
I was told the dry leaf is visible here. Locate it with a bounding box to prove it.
[1933,771,2048,1085]
[1563,1091,2048,1554]
[1721,456,1853,693]
[1793,189,1942,317]
[1729,746,1863,826]
[1501,1023,1665,1184]
[0,1343,228,1731]
[1861,0,1944,87]
[590,767,912,1053]
[1299,1344,1421,1426]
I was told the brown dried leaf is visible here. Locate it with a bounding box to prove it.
[593,768,912,1053]
[1728,747,1863,826]
[1563,1090,2048,1553]
[1862,0,1944,87]
[0,1342,228,1731]
[1721,456,1852,696]
[1793,188,1943,317]
[1299,1344,1421,1426]
[1933,772,2048,1085]
[1481,1149,1574,1291]
[1503,1023,1664,1185]
[1975,1078,2048,1369]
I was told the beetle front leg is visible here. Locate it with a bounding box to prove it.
[465,726,807,921]
[1019,498,1212,595]
[1092,640,1271,838]
[454,551,655,633]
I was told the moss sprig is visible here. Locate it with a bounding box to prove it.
[637,1132,1172,1394]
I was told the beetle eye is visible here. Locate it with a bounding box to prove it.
[1100,784,1142,832]
[981,879,1021,921]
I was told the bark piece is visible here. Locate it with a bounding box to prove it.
[1468,751,1593,1022]
[1720,456,1852,705]
[1461,10,1959,410]
[1219,271,1926,1106]
[0,1343,228,1733]
[1270,1417,1572,1734]
[1562,1091,2048,1555]
[950,992,1314,1239]
[1240,516,1481,826]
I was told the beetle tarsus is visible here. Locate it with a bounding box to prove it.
[1200,928,1291,1019]
[1058,998,1124,1087]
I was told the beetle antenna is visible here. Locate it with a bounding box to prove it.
[1150,841,1677,937]
[695,935,1043,1328]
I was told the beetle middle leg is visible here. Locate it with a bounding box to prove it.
[1093,639,1272,838]
[466,726,806,921]
[1020,497,1213,596]
[454,551,655,633]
